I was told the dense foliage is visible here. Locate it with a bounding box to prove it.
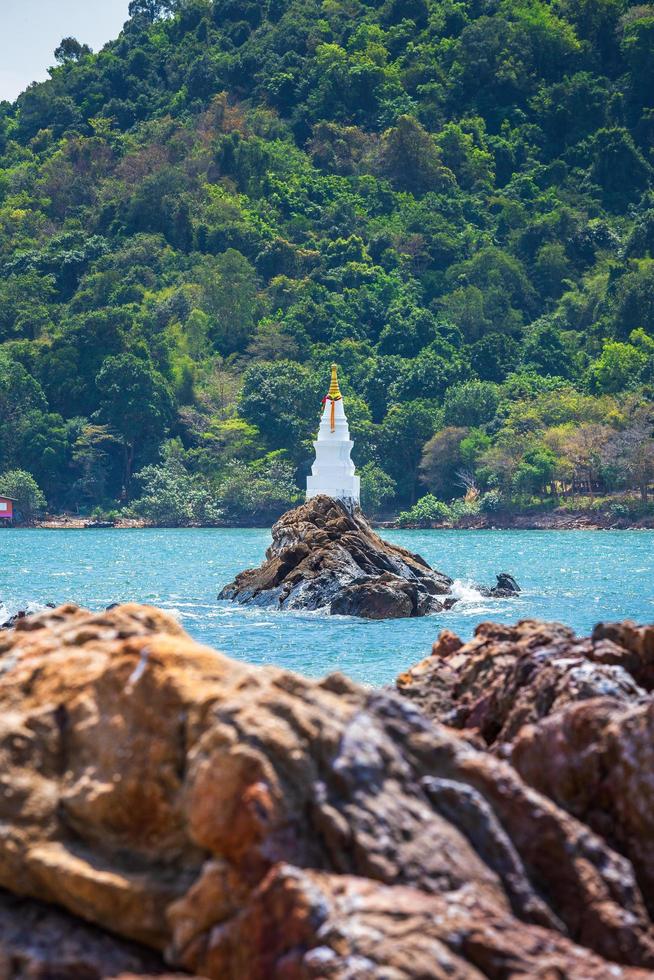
[1,0,653,521]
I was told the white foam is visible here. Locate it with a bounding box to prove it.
[450,579,486,603]
[0,600,47,626]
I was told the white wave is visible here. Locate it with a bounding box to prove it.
[450,579,487,603]
[0,599,48,626]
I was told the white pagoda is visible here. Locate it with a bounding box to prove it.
[306,364,360,508]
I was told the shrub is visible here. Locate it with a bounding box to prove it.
[130,452,222,526]
[608,501,630,519]
[396,494,452,527]
[360,462,396,517]
[449,496,482,520]
[480,489,503,513]
[215,456,301,524]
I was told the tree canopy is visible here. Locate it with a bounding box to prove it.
[0,0,652,519]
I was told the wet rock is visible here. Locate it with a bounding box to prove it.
[330,572,437,618]
[396,619,647,746]
[480,572,521,598]
[0,609,28,631]
[0,604,653,976]
[219,495,454,618]
[0,605,56,632]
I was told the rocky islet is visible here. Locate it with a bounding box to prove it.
[219,495,519,619]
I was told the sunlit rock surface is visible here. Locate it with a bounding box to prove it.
[0,605,654,976]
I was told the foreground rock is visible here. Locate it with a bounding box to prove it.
[397,617,654,918]
[397,618,649,746]
[1,604,654,977]
[219,495,457,618]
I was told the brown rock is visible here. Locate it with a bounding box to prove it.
[0,605,653,976]
[397,619,646,746]
[591,621,654,690]
[432,629,464,657]
[196,864,652,980]
[511,696,654,916]
[219,495,453,618]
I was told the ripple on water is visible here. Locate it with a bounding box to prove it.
[0,527,652,685]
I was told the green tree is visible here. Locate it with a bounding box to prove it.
[589,129,652,208]
[443,381,500,428]
[512,446,557,496]
[420,426,468,500]
[54,37,92,64]
[470,333,521,382]
[215,456,301,523]
[397,495,452,528]
[128,0,175,23]
[0,354,49,469]
[359,462,396,517]
[621,12,654,104]
[534,243,571,298]
[378,400,440,503]
[436,120,494,190]
[587,340,648,393]
[131,446,223,526]
[378,116,455,194]
[239,361,320,459]
[522,324,574,378]
[608,265,654,340]
[95,354,174,493]
[198,250,259,355]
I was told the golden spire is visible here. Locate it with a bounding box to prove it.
[328,363,342,400]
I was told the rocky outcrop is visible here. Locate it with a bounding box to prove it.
[0,604,55,631]
[396,617,654,923]
[219,495,454,617]
[200,864,653,979]
[397,618,648,746]
[1,604,654,976]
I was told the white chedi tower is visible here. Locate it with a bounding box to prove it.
[307,364,360,507]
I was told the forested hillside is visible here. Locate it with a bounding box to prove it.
[1,0,653,523]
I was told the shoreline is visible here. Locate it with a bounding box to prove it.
[6,516,653,531]
[381,512,654,532]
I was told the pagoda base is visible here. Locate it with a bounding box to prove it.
[306,476,360,508]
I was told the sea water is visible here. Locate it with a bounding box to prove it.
[0,528,652,685]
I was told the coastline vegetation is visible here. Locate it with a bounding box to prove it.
[0,0,653,525]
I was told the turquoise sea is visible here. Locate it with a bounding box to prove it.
[1,528,653,685]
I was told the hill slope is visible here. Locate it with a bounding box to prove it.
[0,0,653,521]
